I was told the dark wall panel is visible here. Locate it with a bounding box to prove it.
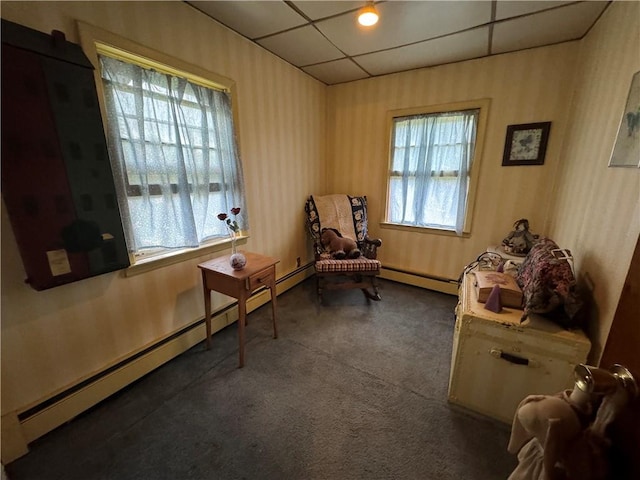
[1,21,129,290]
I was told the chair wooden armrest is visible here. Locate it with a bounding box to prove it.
[313,241,325,261]
[360,236,382,259]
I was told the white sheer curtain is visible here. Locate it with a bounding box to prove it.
[388,109,478,235]
[99,55,246,253]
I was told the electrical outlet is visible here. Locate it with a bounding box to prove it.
[296,257,301,268]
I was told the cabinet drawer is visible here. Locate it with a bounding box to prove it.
[247,267,273,291]
[449,272,591,424]
[461,315,588,362]
[448,333,577,423]
[458,273,590,362]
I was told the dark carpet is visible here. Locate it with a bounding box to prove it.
[6,277,517,479]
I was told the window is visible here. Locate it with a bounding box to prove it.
[385,100,488,235]
[97,48,246,259]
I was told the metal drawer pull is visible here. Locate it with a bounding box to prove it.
[490,348,529,366]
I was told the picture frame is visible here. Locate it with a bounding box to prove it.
[609,71,640,168]
[501,122,551,166]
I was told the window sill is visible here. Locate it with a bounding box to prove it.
[379,222,470,238]
[124,235,248,277]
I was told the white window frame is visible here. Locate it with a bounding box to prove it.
[382,99,490,236]
[78,22,246,275]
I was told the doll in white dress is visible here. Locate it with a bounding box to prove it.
[507,364,637,480]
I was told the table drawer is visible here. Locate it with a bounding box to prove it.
[248,267,273,291]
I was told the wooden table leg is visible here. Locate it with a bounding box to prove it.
[238,292,247,368]
[268,277,278,339]
[202,271,212,350]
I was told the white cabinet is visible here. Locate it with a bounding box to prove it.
[448,273,591,424]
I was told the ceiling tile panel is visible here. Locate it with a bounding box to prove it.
[257,25,345,66]
[188,1,306,39]
[355,27,490,76]
[291,1,363,20]
[302,58,369,84]
[189,1,611,85]
[316,0,493,56]
[492,1,609,54]
[495,1,573,20]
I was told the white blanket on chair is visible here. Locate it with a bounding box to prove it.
[313,194,357,241]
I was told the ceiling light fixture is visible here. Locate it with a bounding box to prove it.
[357,1,379,27]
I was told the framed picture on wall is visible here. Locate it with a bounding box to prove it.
[609,71,640,168]
[501,122,551,166]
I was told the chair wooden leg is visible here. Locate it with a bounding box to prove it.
[361,276,381,301]
[361,288,381,301]
[316,275,323,303]
[372,276,381,299]
[315,272,380,302]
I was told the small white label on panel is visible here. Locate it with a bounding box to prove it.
[47,249,71,276]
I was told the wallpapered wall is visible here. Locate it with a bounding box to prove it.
[1,0,637,427]
[0,1,326,415]
[547,1,640,363]
[326,1,639,364]
[326,43,578,281]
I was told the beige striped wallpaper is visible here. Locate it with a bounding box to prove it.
[326,43,579,280]
[1,0,637,425]
[547,1,640,363]
[325,1,638,364]
[0,1,326,414]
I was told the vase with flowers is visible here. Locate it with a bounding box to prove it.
[218,207,247,270]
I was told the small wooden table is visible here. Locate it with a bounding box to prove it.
[198,251,279,368]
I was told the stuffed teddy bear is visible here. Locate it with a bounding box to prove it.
[320,228,361,259]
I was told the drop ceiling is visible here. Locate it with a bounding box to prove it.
[186,1,610,85]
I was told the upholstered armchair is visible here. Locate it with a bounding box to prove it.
[305,194,382,303]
